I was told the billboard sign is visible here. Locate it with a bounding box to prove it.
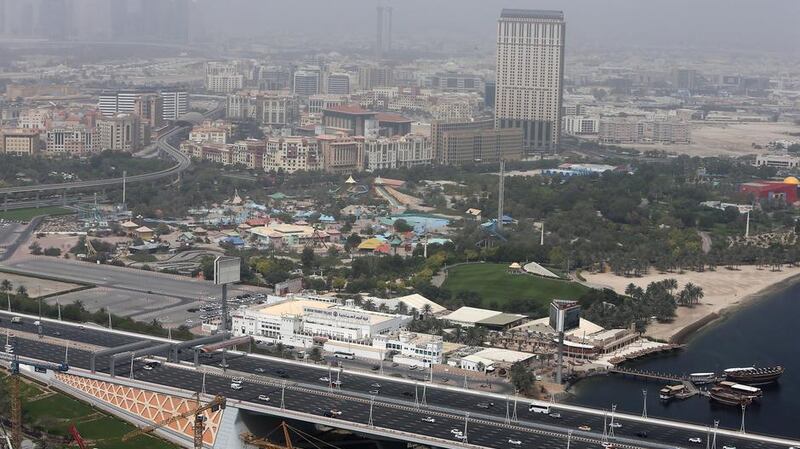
[214,256,241,285]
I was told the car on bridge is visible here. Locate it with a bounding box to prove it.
[257,395,269,402]
[689,437,703,444]
[421,417,435,423]
[508,439,522,445]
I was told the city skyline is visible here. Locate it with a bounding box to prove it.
[0,0,797,55]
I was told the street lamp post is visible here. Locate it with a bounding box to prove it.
[740,403,747,433]
[642,389,648,419]
[462,412,469,444]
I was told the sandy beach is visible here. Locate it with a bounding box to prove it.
[582,265,800,342]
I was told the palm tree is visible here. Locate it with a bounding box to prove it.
[16,285,27,297]
[1,279,11,311]
[421,303,433,318]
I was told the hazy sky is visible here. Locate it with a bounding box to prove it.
[190,0,800,53]
[2,0,798,55]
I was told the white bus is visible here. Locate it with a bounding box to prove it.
[529,404,550,414]
[333,351,355,360]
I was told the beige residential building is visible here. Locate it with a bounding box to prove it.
[96,114,140,152]
[263,136,320,173]
[1,129,42,155]
[46,126,95,155]
[362,134,434,171]
[495,9,565,153]
[439,127,524,165]
[189,126,228,145]
[318,135,364,174]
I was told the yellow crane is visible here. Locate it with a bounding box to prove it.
[121,395,226,449]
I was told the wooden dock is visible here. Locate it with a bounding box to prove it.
[607,344,684,366]
[608,366,687,382]
[608,367,700,398]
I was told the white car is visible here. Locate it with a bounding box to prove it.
[451,429,462,435]
[722,446,736,449]
[319,376,331,382]
[230,384,243,390]
[142,365,153,371]
[508,439,522,446]
[369,389,380,395]
[257,395,270,402]
[610,422,622,428]
[689,437,703,444]
[421,417,436,423]
[370,383,382,388]
[232,377,244,384]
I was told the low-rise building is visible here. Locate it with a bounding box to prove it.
[248,223,329,248]
[755,154,800,169]
[562,115,599,135]
[189,125,228,145]
[599,117,690,144]
[231,296,412,348]
[442,306,527,330]
[373,331,444,367]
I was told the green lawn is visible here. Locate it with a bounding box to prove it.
[21,393,179,448]
[0,206,74,221]
[442,263,590,310]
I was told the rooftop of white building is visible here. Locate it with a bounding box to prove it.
[512,316,604,338]
[249,299,334,317]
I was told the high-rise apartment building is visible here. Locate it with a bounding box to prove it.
[160,91,188,121]
[96,114,140,152]
[0,0,5,35]
[98,91,141,117]
[495,9,565,154]
[376,5,392,59]
[134,93,163,129]
[293,70,321,96]
[206,62,244,94]
[326,73,351,95]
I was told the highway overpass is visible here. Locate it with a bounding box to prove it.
[2,310,798,449]
[0,100,223,198]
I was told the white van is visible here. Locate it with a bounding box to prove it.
[10,316,22,324]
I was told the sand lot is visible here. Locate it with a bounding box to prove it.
[622,122,800,157]
[582,265,800,341]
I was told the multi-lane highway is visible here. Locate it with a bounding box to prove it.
[2,311,797,449]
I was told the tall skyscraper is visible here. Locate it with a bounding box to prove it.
[495,9,565,154]
[375,5,392,59]
[0,0,6,35]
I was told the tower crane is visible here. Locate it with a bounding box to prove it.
[0,348,69,449]
[121,395,226,449]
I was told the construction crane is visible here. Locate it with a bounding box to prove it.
[241,421,342,449]
[0,349,69,449]
[68,424,88,449]
[121,395,226,449]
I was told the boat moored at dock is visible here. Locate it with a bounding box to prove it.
[724,366,784,385]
